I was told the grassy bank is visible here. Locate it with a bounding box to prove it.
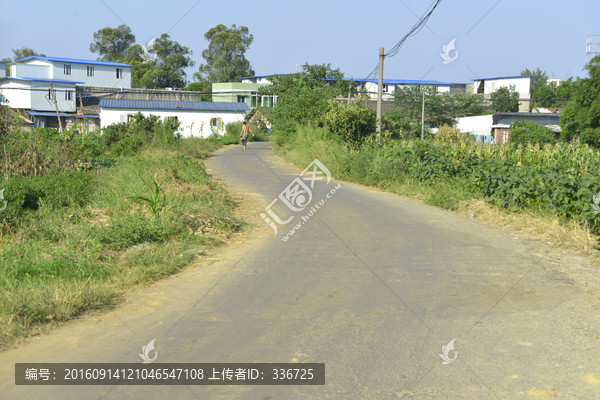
[0,115,244,349]
[272,125,600,250]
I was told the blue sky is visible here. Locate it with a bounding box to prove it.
[1,0,598,83]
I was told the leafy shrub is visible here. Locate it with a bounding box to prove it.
[101,113,181,156]
[580,127,600,148]
[436,124,471,142]
[382,110,421,140]
[491,86,520,112]
[1,171,92,226]
[97,213,174,250]
[509,120,555,146]
[325,101,376,147]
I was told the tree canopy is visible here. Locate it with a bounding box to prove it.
[89,27,193,89]
[195,24,254,83]
[262,63,346,135]
[490,86,520,112]
[393,86,488,128]
[560,55,600,145]
[137,34,194,89]
[90,25,136,62]
[11,47,45,61]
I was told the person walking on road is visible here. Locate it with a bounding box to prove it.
[239,121,254,150]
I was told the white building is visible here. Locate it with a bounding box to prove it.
[99,99,250,137]
[472,75,531,98]
[11,56,132,89]
[355,78,467,100]
[0,56,133,130]
[0,77,80,112]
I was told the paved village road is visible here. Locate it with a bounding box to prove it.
[1,141,599,399]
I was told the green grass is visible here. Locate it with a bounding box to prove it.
[0,139,241,349]
[271,124,600,228]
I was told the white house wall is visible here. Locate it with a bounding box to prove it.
[473,77,531,98]
[30,81,76,112]
[18,59,132,89]
[0,81,31,109]
[99,108,246,138]
[14,64,50,79]
[49,62,131,89]
[455,115,493,136]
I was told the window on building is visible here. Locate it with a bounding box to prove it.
[64,64,71,75]
[382,84,389,93]
[210,117,223,131]
[87,66,94,77]
[48,89,52,99]
[64,90,73,101]
[237,95,247,103]
[116,68,123,79]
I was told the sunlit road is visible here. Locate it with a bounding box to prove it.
[1,142,599,399]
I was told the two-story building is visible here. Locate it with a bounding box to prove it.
[0,56,133,130]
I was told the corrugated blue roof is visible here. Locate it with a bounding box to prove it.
[352,78,467,86]
[472,75,533,81]
[26,111,99,118]
[240,73,295,80]
[16,56,132,68]
[1,76,83,84]
[99,99,250,112]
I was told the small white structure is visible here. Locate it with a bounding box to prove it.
[0,77,80,112]
[472,75,531,99]
[99,99,250,137]
[353,78,467,100]
[455,115,493,136]
[12,56,132,89]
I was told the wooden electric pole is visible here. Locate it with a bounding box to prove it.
[50,82,63,133]
[421,89,425,140]
[347,75,353,106]
[376,47,384,143]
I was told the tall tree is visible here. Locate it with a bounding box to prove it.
[521,68,548,92]
[393,86,488,127]
[261,63,345,135]
[491,86,520,112]
[195,24,254,83]
[12,47,45,61]
[560,55,600,145]
[138,33,194,89]
[90,25,136,62]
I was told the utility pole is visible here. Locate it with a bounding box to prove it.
[376,47,384,143]
[347,75,353,106]
[50,82,63,133]
[78,93,89,132]
[420,89,425,140]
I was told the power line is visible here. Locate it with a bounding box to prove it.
[362,0,443,81]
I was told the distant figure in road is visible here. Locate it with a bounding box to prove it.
[239,121,254,150]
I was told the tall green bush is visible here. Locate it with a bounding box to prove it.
[325,101,376,147]
[509,120,555,146]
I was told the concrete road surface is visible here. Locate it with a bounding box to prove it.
[1,142,599,399]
